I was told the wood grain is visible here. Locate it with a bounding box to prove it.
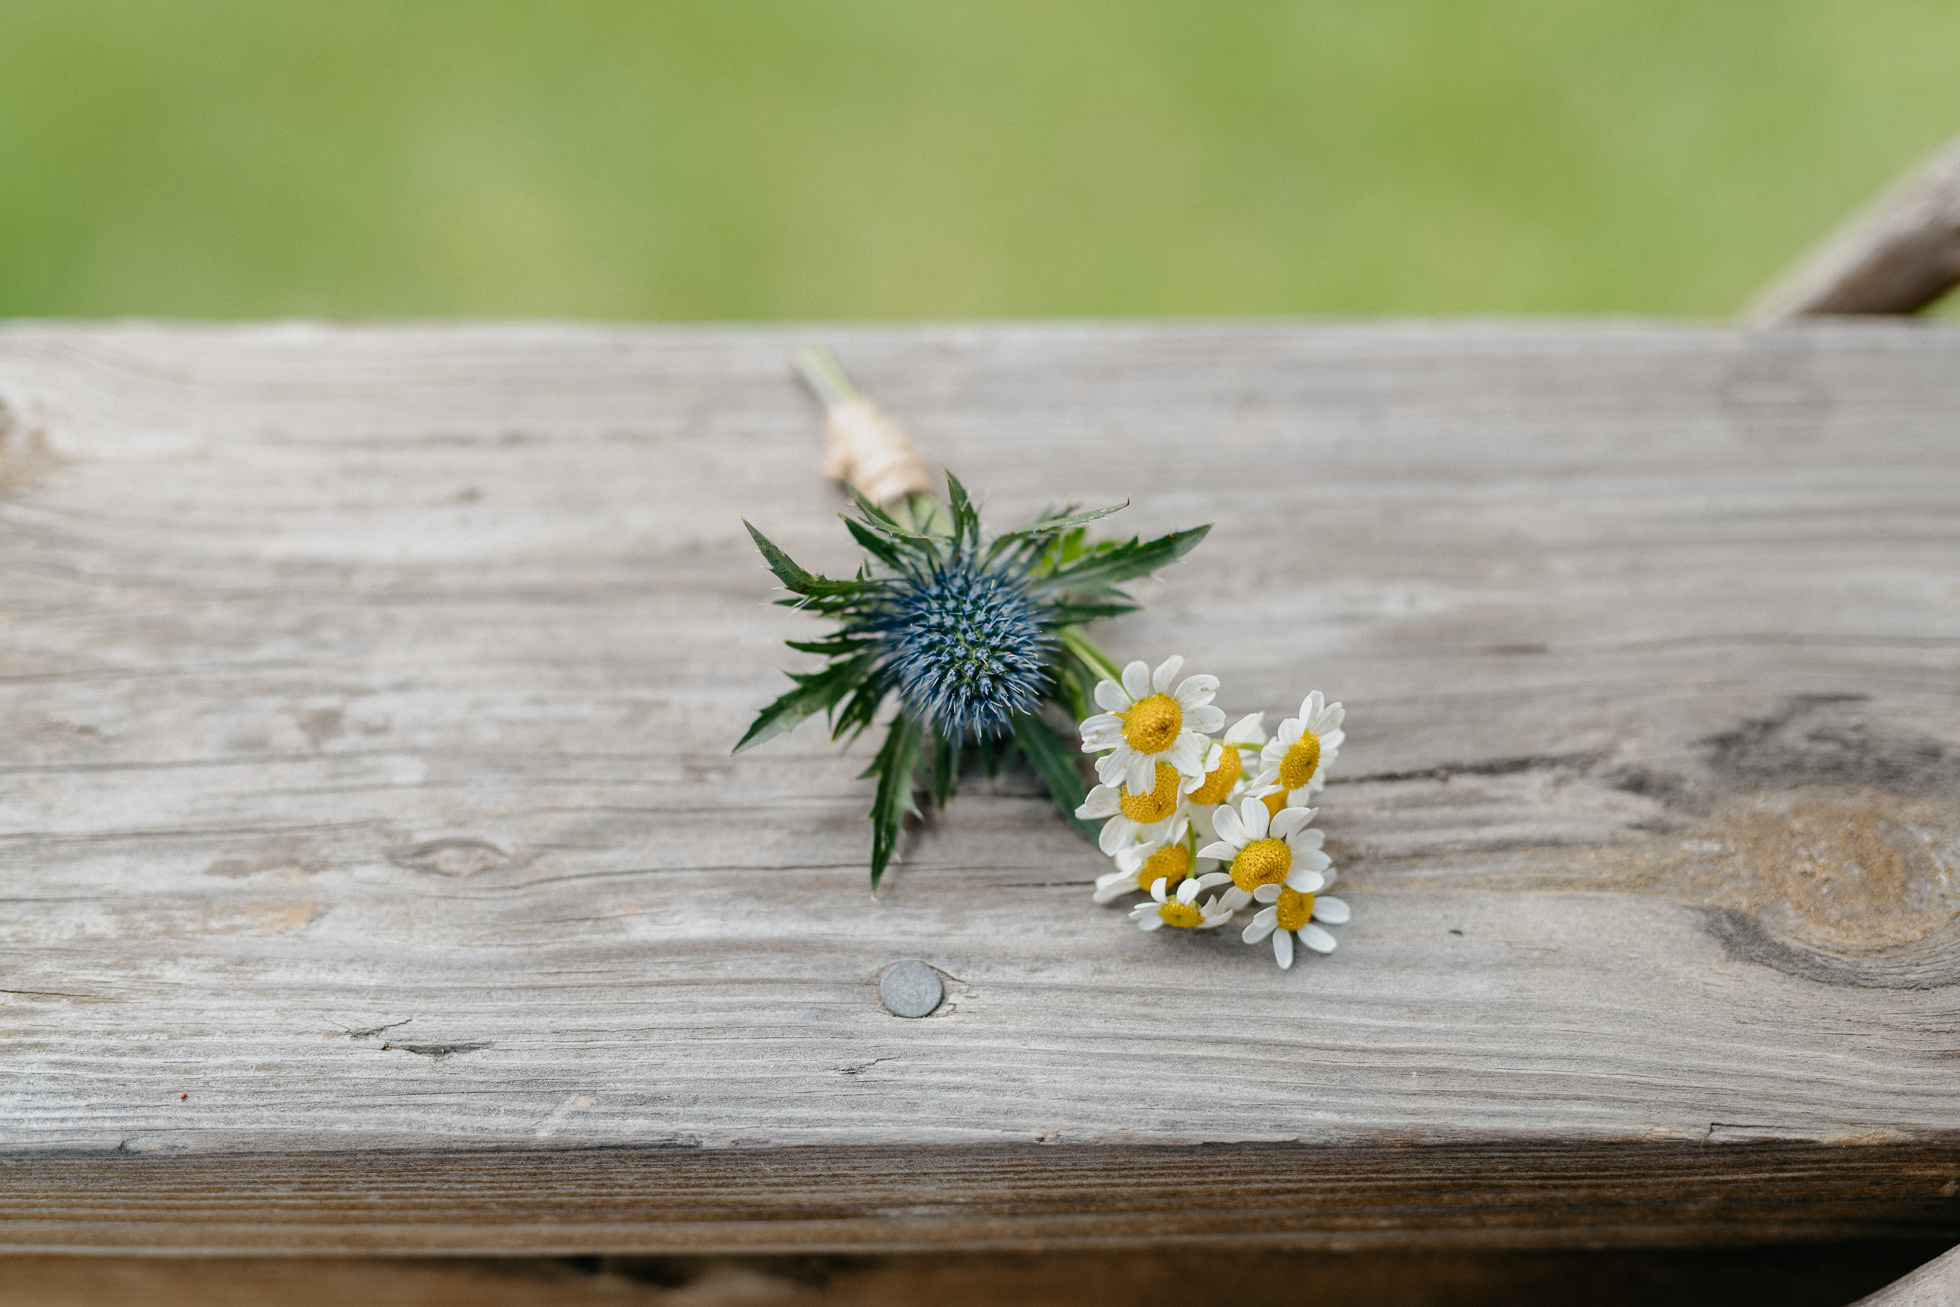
[1753,132,1960,318]
[1,321,1958,1252]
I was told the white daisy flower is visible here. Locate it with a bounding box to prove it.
[1257,690,1345,806]
[1092,818,1217,904]
[1075,763,1201,856]
[1078,656,1226,794]
[1127,870,1236,932]
[1242,882,1350,969]
[1196,796,1330,900]
[1186,712,1268,842]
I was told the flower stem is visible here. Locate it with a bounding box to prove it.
[1058,625,1123,683]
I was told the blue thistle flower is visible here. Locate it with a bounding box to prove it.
[871,553,1052,740]
[737,469,1210,888]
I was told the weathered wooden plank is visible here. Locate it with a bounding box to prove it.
[1753,132,1960,318]
[1855,1243,1960,1306]
[0,321,1958,1251]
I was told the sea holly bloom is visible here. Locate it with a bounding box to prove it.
[1197,797,1329,898]
[1128,871,1236,932]
[736,469,1209,887]
[1257,691,1345,809]
[1078,656,1225,795]
[1075,761,1200,855]
[1243,880,1350,969]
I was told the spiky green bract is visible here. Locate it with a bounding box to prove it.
[736,473,1209,889]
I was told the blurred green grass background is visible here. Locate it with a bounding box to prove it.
[2,0,1957,320]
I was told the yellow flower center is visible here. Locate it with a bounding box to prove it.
[1120,694,1183,754]
[1279,731,1322,791]
[1119,763,1182,824]
[1261,789,1288,819]
[1158,900,1205,928]
[1135,842,1192,892]
[1231,837,1292,892]
[1276,888,1316,932]
[1187,745,1242,806]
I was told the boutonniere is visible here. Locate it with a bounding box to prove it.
[736,349,1351,967]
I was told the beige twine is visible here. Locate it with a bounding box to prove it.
[821,397,935,507]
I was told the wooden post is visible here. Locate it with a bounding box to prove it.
[1751,132,1960,319]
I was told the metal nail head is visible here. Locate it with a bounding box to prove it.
[879,961,943,1018]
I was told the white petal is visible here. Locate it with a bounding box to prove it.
[1217,886,1253,912]
[1293,847,1332,873]
[1299,690,1323,722]
[1202,741,1224,771]
[1094,751,1128,788]
[1094,679,1130,712]
[1211,805,1244,846]
[1299,923,1337,953]
[1193,871,1233,890]
[1226,712,1267,747]
[1239,797,1270,840]
[1167,733,1208,777]
[1269,807,1312,840]
[1184,704,1226,734]
[1078,714,1123,748]
[1076,785,1120,819]
[1243,916,1276,944]
[1094,876,1137,904]
[1285,867,1326,894]
[1289,822,1323,848]
[1273,928,1294,969]
[1151,655,1184,694]
[1138,915,1164,932]
[1125,755,1153,795]
[1153,877,1174,902]
[1195,841,1236,862]
[1312,895,1351,924]
[1252,883,1282,904]
[1175,878,1202,904]
[1098,816,1135,856]
[1121,660,1151,701]
[1171,674,1218,706]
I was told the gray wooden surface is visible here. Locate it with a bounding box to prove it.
[1,321,1958,1253]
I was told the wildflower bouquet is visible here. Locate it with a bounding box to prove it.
[738,348,1352,967]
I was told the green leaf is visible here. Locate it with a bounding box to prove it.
[945,470,981,551]
[840,514,916,571]
[995,500,1128,548]
[744,520,875,599]
[785,635,869,656]
[1033,523,1211,596]
[1047,599,1139,626]
[831,671,892,744]
[732,655,875,753]
[1011,712,1099,843]
[931,725,961,809]
[864,713,925,889]
[849,486,935,542]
